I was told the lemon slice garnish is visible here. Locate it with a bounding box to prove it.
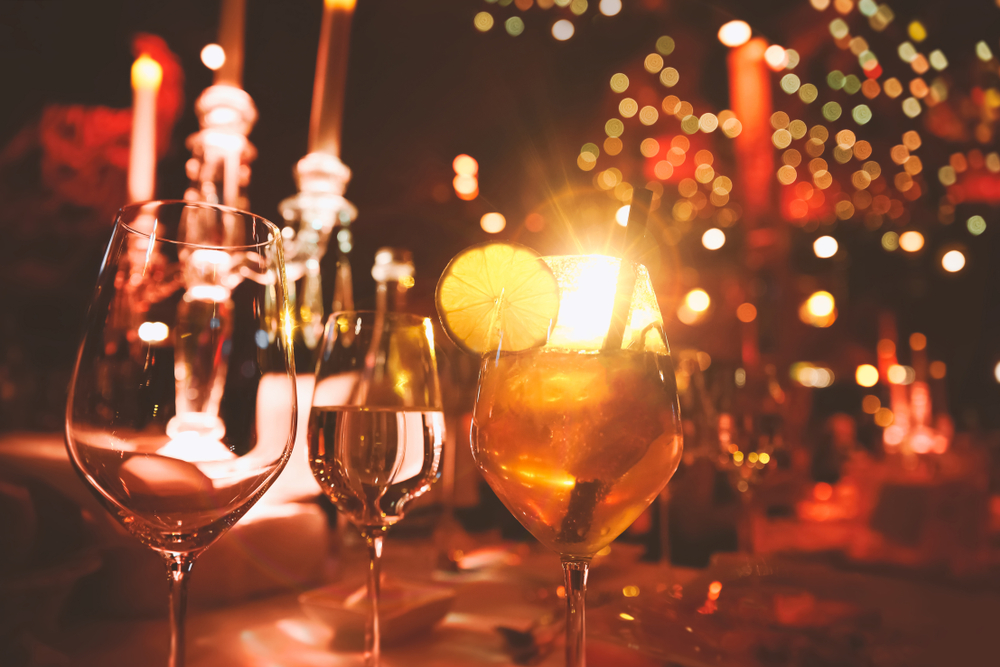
[435,243,560,354]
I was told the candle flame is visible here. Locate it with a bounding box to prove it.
[131,54,163,90]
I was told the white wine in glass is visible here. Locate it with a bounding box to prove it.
[65,201,297,667]
[309,311,444,667]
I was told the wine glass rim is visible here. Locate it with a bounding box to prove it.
[118,199,282,251]
[329,310,431,325]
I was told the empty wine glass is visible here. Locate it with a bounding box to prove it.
[65,201,297,667]
[309,311,444,667]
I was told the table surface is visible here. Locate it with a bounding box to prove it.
[43,538,1000,667]
[55,540,682,667]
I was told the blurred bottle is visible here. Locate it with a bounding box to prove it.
[371,247,414,314]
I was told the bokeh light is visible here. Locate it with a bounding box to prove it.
[453,174,478,200]
[801,291,837,327]
[764,45,787,70]
[899,231,924,252]
[678,289,711,325]
[807,291,834,317]
[137,321,169,343]
[453,154,478,176]
[552,19,574,41]
[718,20,751,48]
[813,235,838,258]
[702,228,726,250]
[792,362,834,388]
[200,44,225,71]
[856,364,879,387]
[505,16,525,37]
[480,212,506,234]
[967,215,986,236]
[599,0,622,16]
[887,364,915,385]
[941,249,966,272]
[685,289,711,312]
[736,303,757,323]
[615,205,630,227]
[474,12,494,32]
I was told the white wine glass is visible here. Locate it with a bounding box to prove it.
[65,200,297,667]
[309,311,444,667]
[472,255,683,667]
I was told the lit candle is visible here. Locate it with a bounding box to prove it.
[215,0,246,87]
[309,0,357,156]
[128,55,163,204]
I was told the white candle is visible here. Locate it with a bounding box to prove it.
[128,55,162,203]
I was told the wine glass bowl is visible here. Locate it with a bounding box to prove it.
[309,310,444,666]
[471,254,682,666]
[65,201,297,666]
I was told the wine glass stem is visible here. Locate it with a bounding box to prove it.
[561,558,590,667]
[164,552,195,667]
[362,528,385,667]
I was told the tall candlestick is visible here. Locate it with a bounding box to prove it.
[309,0,356,156]
[128,55,162,204]
[215,0,246,87]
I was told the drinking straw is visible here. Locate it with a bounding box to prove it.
[602,187,653,351]
[557,188,654,545]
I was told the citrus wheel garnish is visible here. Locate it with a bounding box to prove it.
[435,242,560,354]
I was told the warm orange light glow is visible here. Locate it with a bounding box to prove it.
[764,45,787,70]
[909,332,926,350]
[137,321,169,343]
[718,20,752,48]
[814,482,833,502]
[813,235,838,258]
[678,289,711,325]
[899,230,924,252]
[685,289,711,313]
[707,581,723,601]
[942,250,966,272]
[792,363,834,388]
[887,364,915,385]
[736,303,757,322]
[453,154,479,176]
[453,174,478,199]
[615,205,630,227]
[856,364,879,387]
[200,44,226,71]
[480,212,506,234]
[131,54,163,90]
[702,228,726,250]
[808,292,834,316]
[325,0,356,8]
